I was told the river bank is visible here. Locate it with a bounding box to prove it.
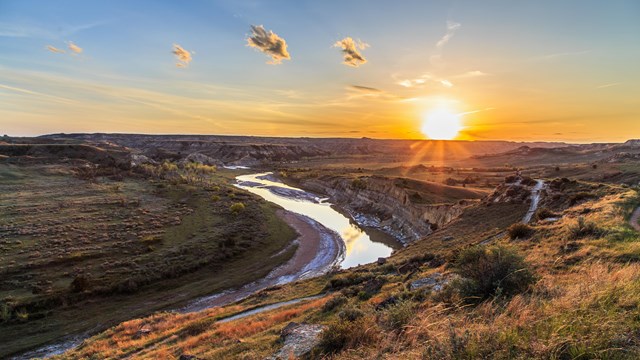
[180,210,343,313]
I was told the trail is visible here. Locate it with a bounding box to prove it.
[630,206,640,232]
[522,180,545,224]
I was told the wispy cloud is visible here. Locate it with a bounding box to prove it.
[596,82,621,89]
[172,44,192,68]
[436,21,461,49]
[349,85,382,93]
[246,25,290,64]
[395,73,453,89]
[440,79,453,88]
[333,37,368,67]
[453,70,488,78]
[68,41,82,54]
[46,45,65,54]
[430,21,461,67]
[0,20,112,39]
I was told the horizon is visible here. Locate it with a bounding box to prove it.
[1,1,639,142]
[6,131,638,145]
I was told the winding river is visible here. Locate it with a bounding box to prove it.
[236,172,400,268]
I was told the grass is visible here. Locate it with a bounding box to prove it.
[0,164,298,358]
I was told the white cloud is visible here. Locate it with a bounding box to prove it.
[333,37,368,67]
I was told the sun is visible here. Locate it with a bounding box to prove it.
[421,108,463,140]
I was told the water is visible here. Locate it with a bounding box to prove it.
[236,172,398,268]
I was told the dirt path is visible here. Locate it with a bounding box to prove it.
[630,207,640,232]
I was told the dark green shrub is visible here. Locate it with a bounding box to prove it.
[568,217,603,239]
[316,317,378,355]
[338,307,365,322]
[322,295,348,313]
[453,245,536,302]
[381,300,415,331]
[326,272,374,290]
[70,275,91,293]
[507,223,534,240]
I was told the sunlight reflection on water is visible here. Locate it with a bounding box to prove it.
[236,172,395,268]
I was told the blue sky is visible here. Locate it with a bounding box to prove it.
[1,0,639,141]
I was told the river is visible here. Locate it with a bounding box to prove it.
[236,172,400,268]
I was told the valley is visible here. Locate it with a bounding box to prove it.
[1,134,640,359]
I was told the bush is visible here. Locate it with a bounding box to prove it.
[507,223,534,240]
[381,300,415,331]
[535,207,558,221]
[326,272,374,290]
[322,295,348,313]
[70,275,91,293]
[351,178,367,190]
[229,202,245,214]
[338,307,365,322]
[569,192,595,205]
[453,245,536,302]
[568,217,603,239]
[316,317,379,355]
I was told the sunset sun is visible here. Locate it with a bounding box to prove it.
[421,109,463,140]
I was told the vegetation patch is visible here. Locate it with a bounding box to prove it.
[453,245,537,302]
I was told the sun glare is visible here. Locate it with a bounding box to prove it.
[421,109,463,140]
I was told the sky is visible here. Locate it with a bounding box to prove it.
[0,0,639,142]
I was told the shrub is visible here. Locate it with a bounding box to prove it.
[326,272,374,290]
[351,178,367,190]
[381,300,415,331]
[569,192,595,205]
[338,307,365,322]
[453,245,536,302]
[316,317,379,355]
[70,275,91,293]
[520,176,537,186]
[507,223,534,240]
[568,216,603,239]
[535,207,558,221]
[445,178,458,186]
[229,202,245,214]
[15,308,28,322]
[322,295,348,313]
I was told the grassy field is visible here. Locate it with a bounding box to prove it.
[0,164,297,357]
[54,168,640,359]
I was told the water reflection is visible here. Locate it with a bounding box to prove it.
[236,172,398,268]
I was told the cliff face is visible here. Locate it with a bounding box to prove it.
[292,175,470,244]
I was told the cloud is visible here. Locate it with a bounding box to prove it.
[439,79,453,88]
[333,37,368,67]
[436,21,461,49]
[596,82,621,89]
[172,44,192,68]
[395,73,452,88]
[453,70,488,78]
[46,45,65,54]
[349,85,382,93]
[246,25,290,64]
[67,41,82,54]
